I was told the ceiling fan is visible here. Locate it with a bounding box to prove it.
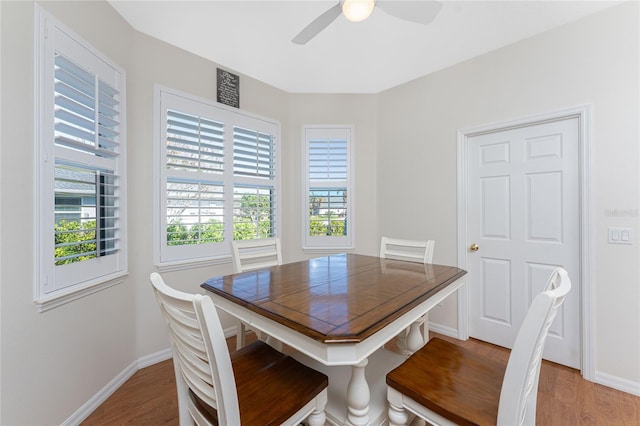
[292,0,443,45]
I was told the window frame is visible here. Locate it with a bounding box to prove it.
[34,5,128,311]
[154,86,281,271]
[302,125,355,252]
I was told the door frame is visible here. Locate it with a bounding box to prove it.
[456,104,593,380]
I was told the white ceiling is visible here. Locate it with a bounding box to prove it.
[108,0,620,94]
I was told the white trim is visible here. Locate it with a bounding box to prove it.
[302,247,355,255]
[35,272,128,312]
[155,255,231,273]
[223,324,238,339]
[427,322,459,339]
[153,85,281,268]
[63,328,232,425]
[594,371,640,397]
[456,104,594,380]
[301,125,355,250]
[136,348,173,369]
[62,348,173,426]
[0,3,3,422]
[34,5,128,307]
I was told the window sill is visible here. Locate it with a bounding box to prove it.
[156,255,232,273]
[34,271,128,313]
[302,246,355,255]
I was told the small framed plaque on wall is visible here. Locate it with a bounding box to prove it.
[217,68,240,108]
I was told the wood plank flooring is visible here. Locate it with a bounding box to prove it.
[81,333,640,425]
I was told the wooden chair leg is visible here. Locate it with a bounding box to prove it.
[387,388,408,426]
[307,391,328,426]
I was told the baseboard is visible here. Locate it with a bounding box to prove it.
[224,324,238,338]
[595,371,640,397]
[64,323,240,425]
[137,347,172,369]
[62,348,172,426]
[428,322,460,339]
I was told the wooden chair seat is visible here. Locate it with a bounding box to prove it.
[192,340,328,425]
[386,268,572,426]
[387,337,505,425]
[149,272,328,425]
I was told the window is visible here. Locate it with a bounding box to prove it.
[156,88,280,268]
[302,126,354,250]
[35,7,127,310]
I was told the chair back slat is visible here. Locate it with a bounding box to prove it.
[498,267,571,425]
[150,272,241,425]
[380,237,435,264]
[231,237,283,272]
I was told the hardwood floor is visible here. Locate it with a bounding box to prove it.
[434,334,640,425]
[81,333,640,425]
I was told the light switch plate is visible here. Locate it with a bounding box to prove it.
[608,227,633,245]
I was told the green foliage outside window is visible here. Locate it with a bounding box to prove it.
[233,192,273,240]
[309,216,346,236]
[166,217,273,245]
[165,193,274,245]
[166,220,224,245]
[54,220,97,265]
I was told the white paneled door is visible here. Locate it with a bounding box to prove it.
[467,117,580,368]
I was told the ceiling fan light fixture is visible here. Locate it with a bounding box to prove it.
[342,0,375,22]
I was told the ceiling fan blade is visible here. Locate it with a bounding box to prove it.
[377,0,442,25]
[292,2,343,45]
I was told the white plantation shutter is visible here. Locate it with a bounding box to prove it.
[232,124,277,240]
[53,51,122,264]
[166,110,224,173]
[36,7,127,309]
[162,99,228,261]
[166,178,225,245]
[233,184,276,239]
[233,126,275,179]
[303,127,354,250]
[308,140,347,181]
[54,50,121,160]
[158,89,280,265]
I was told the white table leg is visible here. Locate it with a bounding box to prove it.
[406,317,426,355]
[236,320,246,350]
[346,358,370,426]
[396,328,408,355]
[265,335,284,352]
[421,313,430,343]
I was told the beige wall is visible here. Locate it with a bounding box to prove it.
[125,29,291,361]
[1,2,138,425]
[378,1,639,386]
[284,94,379,262]
[1,1,638,424]
[0,1,293,424]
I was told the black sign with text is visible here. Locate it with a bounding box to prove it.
[217,68,239,108]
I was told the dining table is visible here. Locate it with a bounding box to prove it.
[202,253,467,426]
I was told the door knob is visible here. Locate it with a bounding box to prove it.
[470,243,479,252]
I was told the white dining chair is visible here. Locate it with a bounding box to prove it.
[386,267,571,426]
[231,237,282,350]
[150,272,328,426]
[380,237,435,264]
[231,237,282,273]
[380,236,435,349]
